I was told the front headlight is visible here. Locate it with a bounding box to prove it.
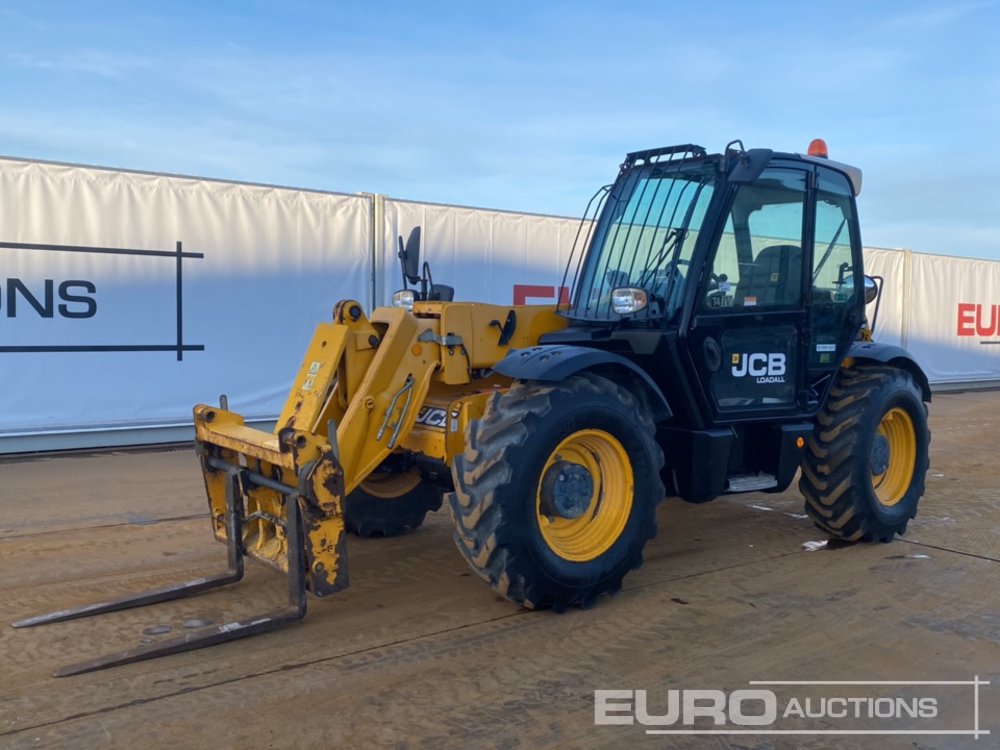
[611,287,648,315]
[392,289,415,311]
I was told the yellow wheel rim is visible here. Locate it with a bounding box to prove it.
[360,468,422,499]
[535,429,634,562]
[871,407,916,507]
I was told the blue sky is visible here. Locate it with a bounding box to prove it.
[1,1,999,259]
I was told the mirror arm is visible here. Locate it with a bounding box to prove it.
[397,236,409,290]
[421,261,434,301]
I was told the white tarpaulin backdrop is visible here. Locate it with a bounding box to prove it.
[865,248,1000,384]
[378,198,584,308]
[859,248,906,349]
[2,156,999,452]
[0,158,371,450]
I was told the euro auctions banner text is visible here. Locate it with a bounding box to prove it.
[0,158,371,445]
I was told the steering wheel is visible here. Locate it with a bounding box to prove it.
[636,258,689,287]
[633,259,691,314]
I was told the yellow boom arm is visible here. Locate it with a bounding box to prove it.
[194,298,565,596]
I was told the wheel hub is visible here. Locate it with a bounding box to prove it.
[539,461,594,519]
[870,434,890,476]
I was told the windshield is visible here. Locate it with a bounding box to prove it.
[565,163,717,321]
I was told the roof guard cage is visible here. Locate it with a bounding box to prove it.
[622,144,707,170]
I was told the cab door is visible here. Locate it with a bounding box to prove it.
[687,166,810,421]
[805,166,863,405]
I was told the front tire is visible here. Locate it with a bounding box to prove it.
[800,365,930,542]
[448,373,665,611]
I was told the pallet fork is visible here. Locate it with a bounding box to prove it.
[11,298,447,677]
[14,465,308,677]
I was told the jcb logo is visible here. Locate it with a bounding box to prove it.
[732,353,786,383]
[415,406,448,430]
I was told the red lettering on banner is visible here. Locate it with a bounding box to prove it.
[977,304,999,337]
[957,303,1000,337]
[957,303,976,336]
[513,284,552,305]
[513,284,570,305]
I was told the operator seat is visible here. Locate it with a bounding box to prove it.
[734,244,802,307]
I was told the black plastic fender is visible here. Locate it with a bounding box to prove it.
[493,345,673,422]
[848,341,932,402]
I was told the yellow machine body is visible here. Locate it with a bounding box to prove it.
[194,299,566,596]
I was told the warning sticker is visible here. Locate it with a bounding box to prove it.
[308,361,322,375]
[744,295,758,307]
[816,343,837,352]
[302,377,315,392]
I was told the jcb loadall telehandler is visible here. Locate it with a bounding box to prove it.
[17,139,931,676]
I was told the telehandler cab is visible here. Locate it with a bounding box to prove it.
[16,140,930,676]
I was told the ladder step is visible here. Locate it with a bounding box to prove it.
[726,473,778,493]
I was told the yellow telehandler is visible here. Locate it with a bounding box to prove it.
[15,140,931,676]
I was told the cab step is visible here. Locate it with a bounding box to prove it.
[726,472,778,493]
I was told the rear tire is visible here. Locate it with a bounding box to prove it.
[800,365,930,542]
[344,468,443,537]
[448,373,665,611]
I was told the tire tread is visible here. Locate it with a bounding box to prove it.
[448,374,664,610]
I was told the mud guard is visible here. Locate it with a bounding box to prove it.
[848,341,932,402]
[494,345,672,422]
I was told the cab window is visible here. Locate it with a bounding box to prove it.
[704,169,807,310]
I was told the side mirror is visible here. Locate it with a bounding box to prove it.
[863,275,879,305]
[398,227,422,285]
[728,149,773,184]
